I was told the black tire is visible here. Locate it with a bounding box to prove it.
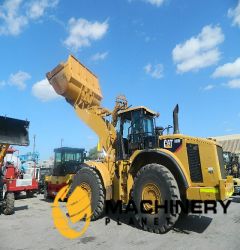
[44,183,50,200]
[70,166,105,221]
[3,192,15,215]
[14,192,21,199]
[132,163,181,233]
[26,190,34,198]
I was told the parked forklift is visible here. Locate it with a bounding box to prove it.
[44,147,85,198]
[0,116,38,215]
[46,55,233,233]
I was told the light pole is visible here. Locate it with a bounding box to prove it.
[33,134,36,153]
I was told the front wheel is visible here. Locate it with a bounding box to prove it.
[2,192,15,215]
[70,166,105,220]
[132,163,181,233]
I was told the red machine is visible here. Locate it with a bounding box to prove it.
[0,116,38,215]
[4,148,38,195]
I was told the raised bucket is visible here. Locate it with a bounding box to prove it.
[0,116,29,146]
[46,55,103,108]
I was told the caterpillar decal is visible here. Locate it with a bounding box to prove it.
[159,138,183,153]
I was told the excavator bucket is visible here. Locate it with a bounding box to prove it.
[46,55,103,108]
[0,116,29,146]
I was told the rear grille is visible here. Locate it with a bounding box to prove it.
[217,146,226,179]
[187,143,203,182]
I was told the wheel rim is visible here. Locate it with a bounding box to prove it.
[141,183,161,214]
[80,182,92,200]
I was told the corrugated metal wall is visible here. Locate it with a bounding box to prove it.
[211,135,240,154]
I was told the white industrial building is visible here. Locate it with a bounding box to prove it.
[211,134,240,154]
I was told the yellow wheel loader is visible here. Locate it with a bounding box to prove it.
[46,55,233,233]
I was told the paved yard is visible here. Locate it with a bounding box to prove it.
[0,194,240,250]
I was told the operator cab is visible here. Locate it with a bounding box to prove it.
[53,147,85,176]
[116,106,157,160]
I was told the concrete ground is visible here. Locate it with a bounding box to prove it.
[0,194,240,250]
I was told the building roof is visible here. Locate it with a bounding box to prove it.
[210,134,240,154]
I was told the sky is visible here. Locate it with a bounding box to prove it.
[0,0,240,160]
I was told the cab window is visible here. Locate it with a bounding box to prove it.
[75,152,82,162]
[143,117,154,135]
[132,111,142,135]
[55,152,62,163]
[123,119,131,139]
[64,153,75,162]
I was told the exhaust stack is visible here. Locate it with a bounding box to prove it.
[173,104,180,134]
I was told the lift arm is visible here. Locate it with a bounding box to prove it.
[46,55,117,173]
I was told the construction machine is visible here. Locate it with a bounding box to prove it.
[46,55,234,233]
[223,151,240,194]
[38,167,52,194]
[0,116,37,215]
[44,147,85,198]
[223,151,240,178]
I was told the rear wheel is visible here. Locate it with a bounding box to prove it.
[3,192,15,215]
[132,163,181,233]
[14,192,21,199]
[26,190,34,198]
[70,166,105,220]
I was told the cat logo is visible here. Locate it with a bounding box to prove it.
[164,139,173,149]
[52,185,92,239]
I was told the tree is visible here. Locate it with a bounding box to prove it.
[88,146,98,160]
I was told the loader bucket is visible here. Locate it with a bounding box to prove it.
[0,116,29,146]
[46,55,103,108]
